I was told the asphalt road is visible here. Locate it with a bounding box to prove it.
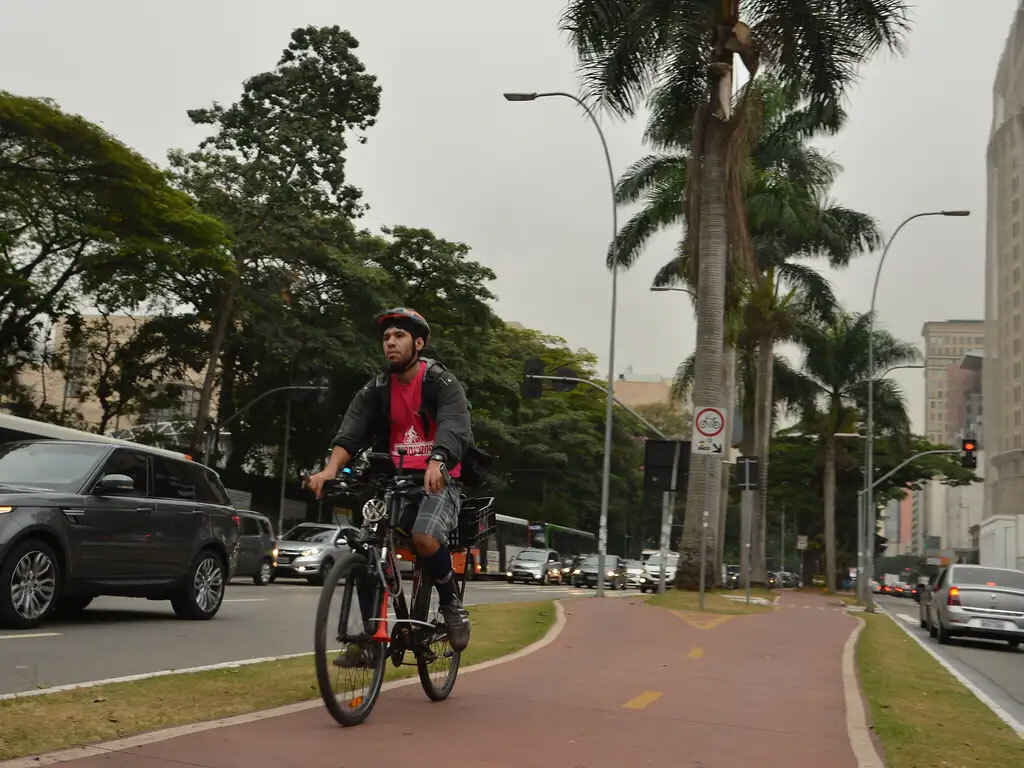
[0,577,609,696]
[876,594,1024,729]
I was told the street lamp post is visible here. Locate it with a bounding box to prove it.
[865,210,969,612]
[835,432,868,601]
[505,91,617,597]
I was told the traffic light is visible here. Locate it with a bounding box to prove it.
[961,438,977,469]
[522,357,544,400]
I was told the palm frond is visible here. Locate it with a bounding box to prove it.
[614,153,686,204]
[672,352,696,400]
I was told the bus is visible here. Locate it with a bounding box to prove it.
[0,413,189,460]
[529,521,597,558]
[479,513,530,577]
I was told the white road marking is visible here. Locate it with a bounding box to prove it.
[0,632,61,641]
[223,598,268,603]
[895,613,918,626]
[880,607,1024,738]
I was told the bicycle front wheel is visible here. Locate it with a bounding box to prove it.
[412,570,461,701]
[314,552,387,726]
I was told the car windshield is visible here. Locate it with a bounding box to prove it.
[954,567,1024,590]
[626,560,643,569]
[282,524,337,543]
[515,551,547,562]
[647,555,679,567]
[582,555,601,567]
[0,441,106,492]
[726,566,740,574]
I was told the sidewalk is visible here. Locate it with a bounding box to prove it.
[43,592,862,768]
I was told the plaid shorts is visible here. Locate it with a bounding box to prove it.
[405,482,461,548]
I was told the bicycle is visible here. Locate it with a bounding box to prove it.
[311,450,495,726]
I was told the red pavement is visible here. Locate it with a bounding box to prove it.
[51,592,861,768]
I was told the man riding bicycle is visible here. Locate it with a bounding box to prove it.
[307,307,472,654]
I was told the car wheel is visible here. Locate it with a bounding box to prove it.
[267,569,277,584]
[928,616,937,638]
[253,558,273,586]
[55,596,93,618]
[0,539,60,629]
[936,620,953,645]
[172,550,226,620]
[919,611,927,629]
[639,586,647,594]
[1009,639,1020,649]
[307,558,334,587]
[541,573,549,586]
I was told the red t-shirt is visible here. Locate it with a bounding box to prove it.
[389,362,461,476]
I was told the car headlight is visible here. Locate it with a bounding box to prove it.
[300,547,322,557]
[562,567,571,573]
[506,571,513,577]
[0,506,11,514]
[272,548,279,558]
[573,569,581,575]
[607,570,616,577]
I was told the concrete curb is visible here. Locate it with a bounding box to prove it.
[842,616,886,768]
[0,601,567,767]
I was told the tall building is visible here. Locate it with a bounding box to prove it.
[985,7,1024,517]
[922,320,985,445]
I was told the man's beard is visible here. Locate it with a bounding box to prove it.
[387,349,419,373]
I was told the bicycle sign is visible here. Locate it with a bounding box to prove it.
[693,405,727,458]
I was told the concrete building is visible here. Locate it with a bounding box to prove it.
[612,371,678,409]
[922,320,985,445]
[985,8,1024,518]
[11,315,208,438]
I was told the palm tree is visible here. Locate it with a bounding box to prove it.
[790,312,917,593]
[564,0,909,586]
[615,78,880,584]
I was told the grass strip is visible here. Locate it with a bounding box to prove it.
[646,589,772,615]
[856,612,1024,768]
[0,600,554,761]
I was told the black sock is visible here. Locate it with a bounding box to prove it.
[421,543,456,606]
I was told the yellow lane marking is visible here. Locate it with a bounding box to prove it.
[670,611,734,629]
[687,646,704,659]
[623,691,663,710]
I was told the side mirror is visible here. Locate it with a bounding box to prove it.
[95,474,134,494]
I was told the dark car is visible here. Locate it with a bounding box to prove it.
[578,554,628,590]
[233,510,277,586]
[725,564,741,589]
[0,439,239,629]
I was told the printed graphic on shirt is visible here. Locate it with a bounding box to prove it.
[397,424,434,459]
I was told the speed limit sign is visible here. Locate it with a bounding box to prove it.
[692,405,727,457]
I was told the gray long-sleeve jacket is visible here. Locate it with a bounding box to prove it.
[330,359,474,467]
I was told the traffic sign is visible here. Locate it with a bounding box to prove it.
[693,405,727,457]
[796,535,808,551]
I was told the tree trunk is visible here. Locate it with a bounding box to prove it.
[190,279,238,457]
[677,118,727,590]
[824,435,837,594]
[714,342,736,585]
[751,326,775,583]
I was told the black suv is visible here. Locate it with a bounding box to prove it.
[0,439,239,629]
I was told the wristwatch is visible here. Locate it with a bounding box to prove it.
[429,453,447,467]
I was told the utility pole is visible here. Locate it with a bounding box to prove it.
[780,506,785,575]
[658,441,682,595]
[737,457,759,605]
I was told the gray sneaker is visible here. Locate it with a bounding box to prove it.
[439,600,470,652]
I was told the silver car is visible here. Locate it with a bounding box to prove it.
[274,522,357,585]
[624,559,644,588]
[924,564,1024,648]
[639,552,679,593]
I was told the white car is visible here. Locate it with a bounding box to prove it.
[639,553,679,592]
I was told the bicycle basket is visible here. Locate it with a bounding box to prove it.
[449,497,496,550]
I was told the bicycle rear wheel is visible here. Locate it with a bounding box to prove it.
[314,552,387,726]
[412,570,461,701]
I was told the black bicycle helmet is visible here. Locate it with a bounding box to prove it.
[375,307,430,344]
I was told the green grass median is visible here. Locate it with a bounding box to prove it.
[646,589,772,615]
[856,612,1024,768]
[0,600,555,761]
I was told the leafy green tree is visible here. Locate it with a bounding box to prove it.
[563,0,909,586]
[0,91,226,400]
[170,26,382,454]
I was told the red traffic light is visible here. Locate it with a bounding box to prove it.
[963,441,976,452]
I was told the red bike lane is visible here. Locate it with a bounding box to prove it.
[47,592,864,768]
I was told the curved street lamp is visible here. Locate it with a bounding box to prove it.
[504,91,618,597]
[865,210,969,610]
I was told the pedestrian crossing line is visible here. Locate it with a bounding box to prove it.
[622,690,663,710]
[687,647,704,659]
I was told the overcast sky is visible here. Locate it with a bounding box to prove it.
[2,1,1017,433]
